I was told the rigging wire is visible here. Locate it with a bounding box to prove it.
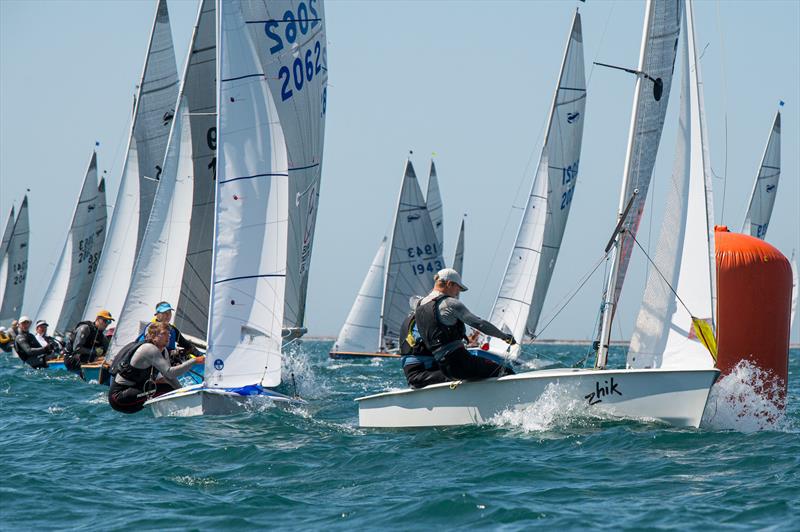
[629,231,694,317]
[714,0,731,224]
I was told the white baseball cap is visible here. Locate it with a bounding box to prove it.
[436,268,468,291]
[19,315,32,324]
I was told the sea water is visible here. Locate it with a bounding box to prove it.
[1,344,798,530]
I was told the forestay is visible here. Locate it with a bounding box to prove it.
[332,238,387,354]
[628,0,716,370]
[452,218,465,275]
[37,152,100,333]
[380,161,444,348]
[426,161,444,250]
[742,112,780,239]
[242,0,328,333]
[84,0,179,323]
[112,0,217,356]
[205,0,289,389]
[0,197,29,324]
[603,0,681,324]
[488,11,586,356]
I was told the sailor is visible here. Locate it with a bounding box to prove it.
[415,268,516,381]
[33,320,55,350]
[108,321,204,414]
[64,310,113,375]
[13,316,53,368]
[136,301,198,362]
[0,327,13,353]
[399,298,448,388]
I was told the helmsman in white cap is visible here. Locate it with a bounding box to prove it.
[413,268,516,381]
[13,315,54,368]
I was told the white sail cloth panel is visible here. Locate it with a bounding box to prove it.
[36,152,99,333]
[206,0,289,389]
[88,178,108,318]
[380,161,444,347]
[628,0,716,371]
[606,0,682,321]
[333,238,387,354]
[452,219,465,275]
[0,197,28,323]
[488,12,586,356]
[84,0,179,323]
[242,0,328,332]
[110,105,196,356]
[0,207,13,257]
[426,161,444,251]
[742,112,780,239]
[0,206,13,308]
[174,0,217,341]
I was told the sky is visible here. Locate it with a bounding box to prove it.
[1,0,798,342]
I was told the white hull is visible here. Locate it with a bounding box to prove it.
[357,368,719,428]
[145,384,301,417]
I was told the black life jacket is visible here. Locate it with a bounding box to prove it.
[65,321,96,355]
[414,294,466,352]
[109,341,152,388]
[399,312,429,357]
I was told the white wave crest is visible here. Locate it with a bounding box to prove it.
[490,382,586,432]
[701,360,788,433]
[282,342,329,399]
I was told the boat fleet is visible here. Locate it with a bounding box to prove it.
[0,0,796,427]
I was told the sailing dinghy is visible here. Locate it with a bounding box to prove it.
[741,112,780,240]
[0,197,29,325]
[146,0,328,416]
[330,160,444,359]
[357,1,719,429]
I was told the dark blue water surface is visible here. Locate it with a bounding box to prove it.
[1,343,798,530]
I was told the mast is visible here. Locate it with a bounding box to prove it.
[596,0,681,368]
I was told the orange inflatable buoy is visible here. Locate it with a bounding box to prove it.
[715,226,792,404]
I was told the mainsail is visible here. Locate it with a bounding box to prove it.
[112,0,217,354]
[37,152,100,333]
[628,0,716,370]
[332,238,388,354]
[85,177,108,316]
[452,218,465,275]
[205,0,289,389]
[426,161,444,250]
[380,161,444,348]
[0,196,29,324]
[742,112,781,239]
[241,0,329,334]
[488,11,586,356]
[596,0,681,366]
[0,206,13,258]
[84,0,179,322]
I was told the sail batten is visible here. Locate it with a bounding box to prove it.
[488,11,586,356]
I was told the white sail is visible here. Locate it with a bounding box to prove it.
[241,0,328,333]
[628,0,716,370]
[112,0,217,354]
[426,161,444,250]
[380,161,445,348]
[742,112,781,239]
[332,238,388,354]
[84,0,179,323]
[37,152,100,333]
[488,11,586,356]
[0,206,13,258]
[791,252,797,330]
[85,177,108,318]
[205,0,289,389]
[0,196,29,324]
[452,218,465,275]
[602,0,682,323]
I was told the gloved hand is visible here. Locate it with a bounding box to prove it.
[504,335,517,346]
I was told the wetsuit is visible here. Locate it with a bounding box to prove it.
[108,342,195,414]
[14,331,52,369]
[415,292,514,381]
[399,312,448,389]
[65,321,109,376]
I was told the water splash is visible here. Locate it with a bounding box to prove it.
[490,382,586,432]
[282,342,329,399]
[701,360,788,432]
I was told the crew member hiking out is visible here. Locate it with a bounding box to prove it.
[136,301,199,363]
[108,321,204,414]
[64,310,113,377]
[415,268,516,381]
[400,297,449,389]
[13,316,53,369]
